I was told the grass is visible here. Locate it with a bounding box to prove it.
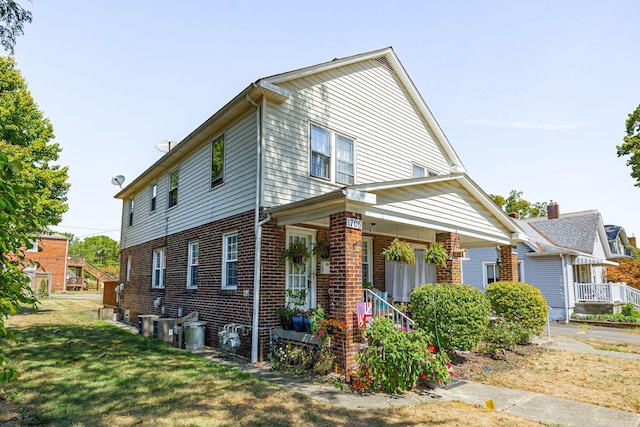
[1,299,541,427]
[576,339,640,354]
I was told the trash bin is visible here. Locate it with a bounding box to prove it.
[184,321,206,351]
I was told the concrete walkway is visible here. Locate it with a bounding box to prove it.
[105,317,640,426]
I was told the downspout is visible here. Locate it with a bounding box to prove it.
[247,94,270,363]
[560,254,570,323]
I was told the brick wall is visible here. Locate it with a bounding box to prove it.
[436,232,462,284]
[499,245,519,281]
[27,236,68,291]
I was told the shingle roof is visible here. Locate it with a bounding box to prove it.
[520,211,601,254]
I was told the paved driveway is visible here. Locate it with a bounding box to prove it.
[550,323,640,345]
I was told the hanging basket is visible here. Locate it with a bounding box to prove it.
[424,242,449,267]
[381,238,416,265]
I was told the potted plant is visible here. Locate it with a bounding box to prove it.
[276,306,294,330]
[382,238,416,265]
[313,238,331,260]
[424,242,449,267]
[280,239,310,265]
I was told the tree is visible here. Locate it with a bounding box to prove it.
[0,0,31,54]
[69,235,120,271]
[607,248,640,289]
[490,190,548,219]
[0,57,69,382]
[617,104,640,187]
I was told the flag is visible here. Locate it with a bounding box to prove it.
[356,302,373,327]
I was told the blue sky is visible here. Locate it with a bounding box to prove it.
[12,1,640,242]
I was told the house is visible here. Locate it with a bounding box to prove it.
[114,47,527,373]
[462,203,635,321]
[22,232,69,294]
[604,224,634,259]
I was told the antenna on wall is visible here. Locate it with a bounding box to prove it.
[111,175,126,188]
[154,139,176,153]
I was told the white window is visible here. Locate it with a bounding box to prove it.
[128,199,134,226]
[483,262,499,287]
[211,135,224,188]
[362,237,373,285]
[152,248,166,289]
[125,256,131,282]
[412,164,425,178]
[517,261,524,282]
[168,170,179,208]
[222,232,238,289]
[150,184,157,212]
[310,124,355,184]
[26,239,38,252]
[187,241,199,289]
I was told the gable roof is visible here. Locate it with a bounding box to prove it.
[518,210,616,264]
[115,47,465,200]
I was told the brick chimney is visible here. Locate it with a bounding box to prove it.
[629,236,637,248]
[508,212,519,220]
[547,202,560,220]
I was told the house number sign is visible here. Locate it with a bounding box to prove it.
[347,217,362,230]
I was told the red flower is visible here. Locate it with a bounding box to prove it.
[428,344,437,354]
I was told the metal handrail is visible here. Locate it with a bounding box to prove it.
[362,289,415,331]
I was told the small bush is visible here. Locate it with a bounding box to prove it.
[410,283,490,353]
[481,315,526,357]
[621,302,637,317]
[485,281,548,343]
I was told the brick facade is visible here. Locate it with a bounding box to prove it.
[435,232,462,284]
[499,245,519,282]
[25,235,69,292]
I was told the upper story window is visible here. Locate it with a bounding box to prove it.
[310,124,355,185]
[187,241,199,289]
[222,232,238,289]
[211,134,224,188]
[125,256,132,282]
[413,164,425,178]
[150,184,157,212]
[152,248,166,289]
[168,170,179,208]
[128,199,134,226]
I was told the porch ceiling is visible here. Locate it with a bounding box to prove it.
[266,174,527,248]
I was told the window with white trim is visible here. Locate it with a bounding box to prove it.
[517,261,524,282]
[125,256,131,282]
[211,134,224,188]
[168,170,179,208]
[26,239,38,252]
[310,124,355,184]
[412,164,425,178]
[152,248,166,289]
[187,241,199,289]
[483,262,499,287]
[150,184,157,212]
[128,199,134,226]
[222,232,238,289]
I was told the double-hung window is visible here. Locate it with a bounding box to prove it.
[150,184,157,212]
[168,170,179,208]
[152,248,166,289]
[484,262,499,287]
[211,135,224,188]
[361,237,373,285]
[310,124,354,184]
[187,241,199,289]
[222,232,238,289]
[128,199,134,226]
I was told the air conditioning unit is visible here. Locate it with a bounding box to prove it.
[153,318,177,344]
[137,314,159,337]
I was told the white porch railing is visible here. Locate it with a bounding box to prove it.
[575,282,640,310]
[362,289,415,332]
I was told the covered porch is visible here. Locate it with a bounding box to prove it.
[266,173,527,374]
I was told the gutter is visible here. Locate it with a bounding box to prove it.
[560,254,570,323]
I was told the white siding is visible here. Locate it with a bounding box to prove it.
[120,112,257,249]
[262,59,451,207]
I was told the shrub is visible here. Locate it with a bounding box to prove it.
[481,315,526,357]
[485,281,548,343]
[354,317,451,393]
[410,283,490,353]
[621,302,636,317]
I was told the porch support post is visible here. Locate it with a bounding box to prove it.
[435,232,462,284]
[329,211,362,376]
[499,245,519,282]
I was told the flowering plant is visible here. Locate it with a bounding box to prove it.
[314,318,346,343]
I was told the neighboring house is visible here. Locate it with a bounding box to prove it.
[115,47,526,373]
[604,224,634,259]
[22,232,69,294]
[463,203,625,321]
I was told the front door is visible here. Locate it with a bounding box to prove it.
[285,227,316,310]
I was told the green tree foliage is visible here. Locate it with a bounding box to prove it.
[0,57,69,225]
[0,58,68,382]
[0,0,31,54]
[617,104,640,187]
[490,190,547,219]
[69,235,120,269]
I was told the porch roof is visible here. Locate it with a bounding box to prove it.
[266,174,527,248]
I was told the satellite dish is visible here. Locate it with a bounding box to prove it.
[111,175,125,188]
[154,139,175,153]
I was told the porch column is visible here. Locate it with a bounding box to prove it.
[329,211,362,376]
[499,245,519,282]
[435,232,462,284]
